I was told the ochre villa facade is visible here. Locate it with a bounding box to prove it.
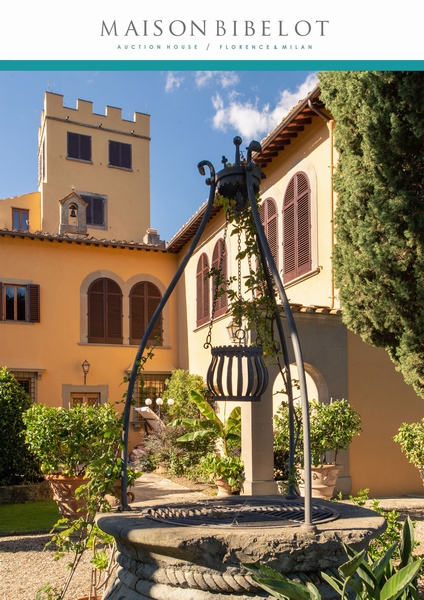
[1,89,423,496]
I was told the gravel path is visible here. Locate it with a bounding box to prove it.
[1,478,424,600]
[0,532,96,600]
[0,474,209,600]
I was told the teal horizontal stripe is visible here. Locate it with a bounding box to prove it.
[1,60,424,70]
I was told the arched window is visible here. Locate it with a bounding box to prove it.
[212,238,228,318]
[260,197,279,270]
[88,278,122,344]
[196,253,210,327]
[283,172,311,283]
[130,282,163,345]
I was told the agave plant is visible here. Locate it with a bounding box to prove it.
[244,516,421,600]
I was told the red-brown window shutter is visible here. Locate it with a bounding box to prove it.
[88,278,122,344]
[260,197,279,270]
[196,253,210,327]
[106,281,122,344]
[28,284,40,323]
[130,282,162,345]
[212,239,228,318]
[0,282,3,321]
[283,172,311,283]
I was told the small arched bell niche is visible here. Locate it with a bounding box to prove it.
[59,192,89,236]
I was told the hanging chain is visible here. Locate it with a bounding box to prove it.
[204,214,229,349]
[233,229,247,346]
[246,232,263,347]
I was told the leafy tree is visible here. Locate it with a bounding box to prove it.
[319,71,424,397]
[161,369,208,420]
[0,367,42,485]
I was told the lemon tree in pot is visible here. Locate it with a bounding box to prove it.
[23,402,130,518]
[169,390,244,495]
[23,402,139,600]
[274,399,361,499]
[394,419,424,483]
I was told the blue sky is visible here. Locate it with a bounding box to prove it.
[0,70,317,241]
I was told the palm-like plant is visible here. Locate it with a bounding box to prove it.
[169,391,241,458]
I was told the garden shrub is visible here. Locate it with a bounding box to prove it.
[138,425,216,482]
[161,369,209,421]
[0,367,42,486]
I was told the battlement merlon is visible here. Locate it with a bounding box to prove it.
[39,92,150,138]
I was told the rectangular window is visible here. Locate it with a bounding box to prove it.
[12,372,37,402]
[0,283,40,323]
[132,373,170,424]
[12,208,29,231]
[109,141,132,169]
[70,393,100,407]
[6,285,26,321]
[80,194,105,227]
[67,132,92,162]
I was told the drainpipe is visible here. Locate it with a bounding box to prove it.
[307,99,331,123]
[328,119,336,309]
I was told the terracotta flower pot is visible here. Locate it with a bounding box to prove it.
[215,477,233,497]
[45,474,88,519]
[297,464,343,500]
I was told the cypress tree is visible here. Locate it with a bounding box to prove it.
[319,71,424,397]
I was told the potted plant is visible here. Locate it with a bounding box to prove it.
[23,402,131,518]
[274,399,361,499]
[394,419,424,482]
[23,402,139,600]
[169,390,243,494]
[199,453,244,496]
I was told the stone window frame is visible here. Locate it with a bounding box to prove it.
[62,384,108,409]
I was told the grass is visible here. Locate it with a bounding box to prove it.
[0,500,60,534]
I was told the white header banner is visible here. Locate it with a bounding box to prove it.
[0,0,421,63]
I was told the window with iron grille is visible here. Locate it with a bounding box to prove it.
[132,373,170,424]
[70,393,101,407]
[87,278,122,344]
[0,283,40,323]
[282,172,311,283]
[13,372,37,403]
[130,282,163,345]
[109,140,132,169]
[196,253,210,327]
[67,132,92,162]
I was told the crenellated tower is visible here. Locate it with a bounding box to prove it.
[37,92,151,242]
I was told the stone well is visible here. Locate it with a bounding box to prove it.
[97,495,385,600]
